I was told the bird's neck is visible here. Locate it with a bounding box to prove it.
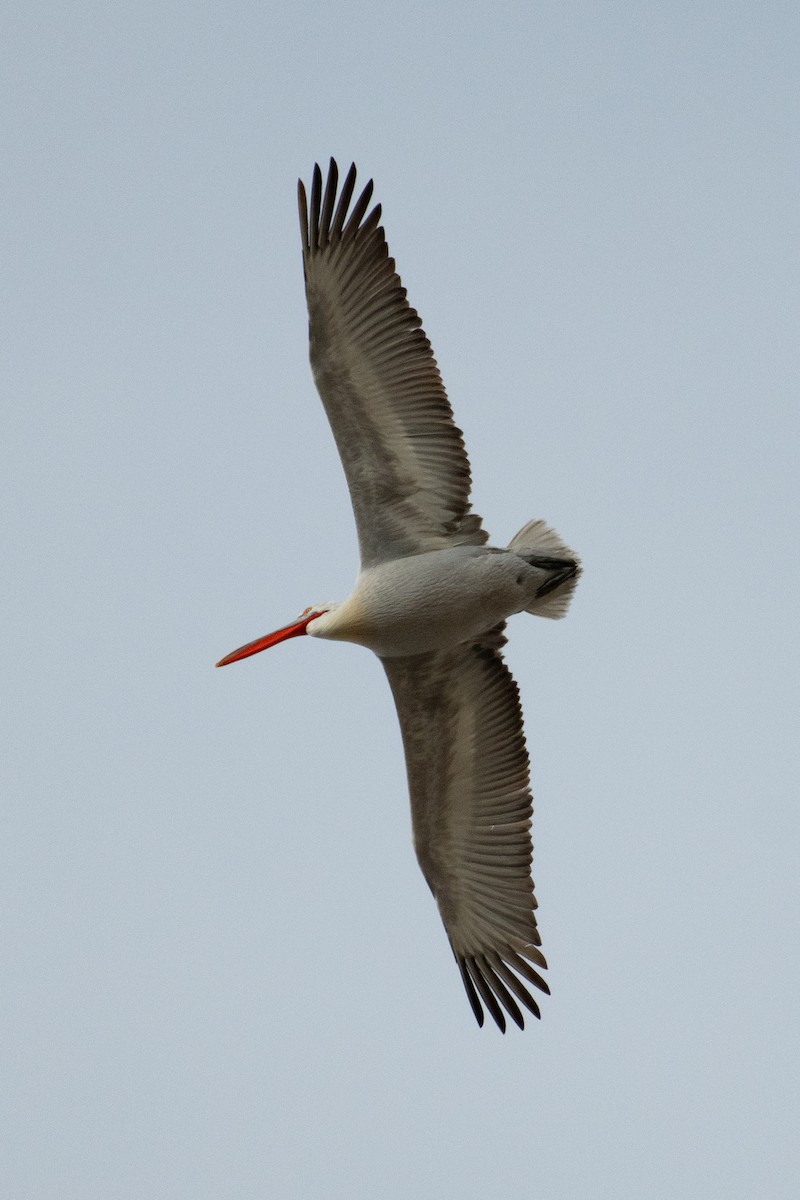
[308,594,369,644]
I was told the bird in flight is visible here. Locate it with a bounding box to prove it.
[216,160,581,1030]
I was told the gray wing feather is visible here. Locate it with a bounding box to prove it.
[298,159,488,567]
[381,626,548,1031]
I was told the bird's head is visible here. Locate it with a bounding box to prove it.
[215,604,335,668]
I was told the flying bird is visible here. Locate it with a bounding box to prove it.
[216,160,581,1031]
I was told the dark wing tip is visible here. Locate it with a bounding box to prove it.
[310,162,324,248]
[331,162,357,238]
[507,948,550,997]
[456,949,548,1030]
[457,956,485,1028]
[319,158,339,247]
[466,958,508,1033]
[297,178,309,251]
[342,176,375,239]
[299,160,382,254]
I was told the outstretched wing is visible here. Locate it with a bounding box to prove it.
[381,627,548,1031]
[298,159,487,568]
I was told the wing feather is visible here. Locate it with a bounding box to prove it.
[382,627,548,1031]
[298,159,488,566]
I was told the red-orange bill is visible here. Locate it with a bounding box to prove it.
[215,611,321,667]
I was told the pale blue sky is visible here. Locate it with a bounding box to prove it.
[3,2,798,1197]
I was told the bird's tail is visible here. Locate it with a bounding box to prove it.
[508,519,582,619]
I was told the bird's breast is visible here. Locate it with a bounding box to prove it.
[340,548,527,657]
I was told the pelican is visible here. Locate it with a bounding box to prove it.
[216,160,581,1031]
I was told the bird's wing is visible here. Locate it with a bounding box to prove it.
[381,626,548,1031]
[298,160,488,568]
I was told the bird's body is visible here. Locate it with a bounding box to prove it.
[309,540,572,656]
[217,160,581,1031]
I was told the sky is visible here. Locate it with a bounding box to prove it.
[3,2,798,1197]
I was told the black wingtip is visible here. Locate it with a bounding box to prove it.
[457,956,485,1028]
[331,162,358,238]
[319,159,339,247]
[297,179,309,251]
[301,160,382,250]
[466,959,507,1033]
[343,177,374,239]
[309,162,323,248]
